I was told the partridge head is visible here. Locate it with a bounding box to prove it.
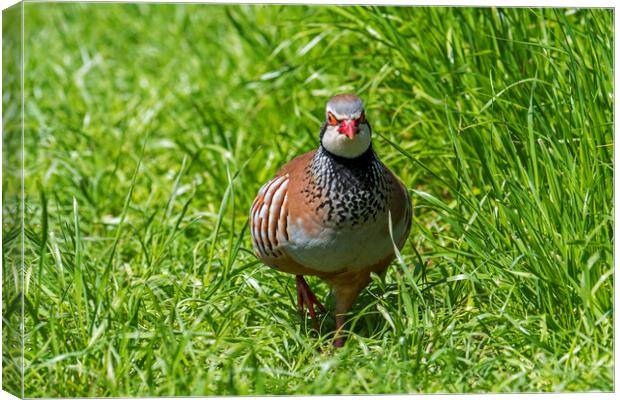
[250,94,412,347]
[321,94,370,158]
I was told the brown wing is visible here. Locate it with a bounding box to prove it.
[388,171,413,249]
[399,181,413,248]
[249,150,317,270]
[250,173,290,260]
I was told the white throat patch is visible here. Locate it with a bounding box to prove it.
[321,123,371,159]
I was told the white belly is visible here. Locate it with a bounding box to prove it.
[284,214,407,272]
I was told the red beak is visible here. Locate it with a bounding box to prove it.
[338,119,358,140]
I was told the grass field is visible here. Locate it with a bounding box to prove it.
[2,3,614,396]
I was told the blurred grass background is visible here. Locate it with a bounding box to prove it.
[2,3,613,396]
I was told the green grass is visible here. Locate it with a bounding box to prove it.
[2,3,613,396]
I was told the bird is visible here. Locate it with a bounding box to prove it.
[249,94,412,347]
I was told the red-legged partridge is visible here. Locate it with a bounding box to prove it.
[250,94,412,347]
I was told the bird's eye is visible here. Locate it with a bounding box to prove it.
[358,111,366,124]
[327,112,338,126]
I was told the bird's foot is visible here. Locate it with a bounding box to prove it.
[295,275,326,331]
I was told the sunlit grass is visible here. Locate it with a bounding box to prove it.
[2,3,613,396]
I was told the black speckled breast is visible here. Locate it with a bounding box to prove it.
[302,146,391,227]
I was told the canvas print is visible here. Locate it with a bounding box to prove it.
[2,1,613,397]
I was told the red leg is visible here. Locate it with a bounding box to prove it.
[330,275,371,348]
[334,314,345,348]
[295,275,325,331]
[305,285,326,313]
[296,279,304,314]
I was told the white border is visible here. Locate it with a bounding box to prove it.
[0,0,617,8]
[0,1,616,400]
